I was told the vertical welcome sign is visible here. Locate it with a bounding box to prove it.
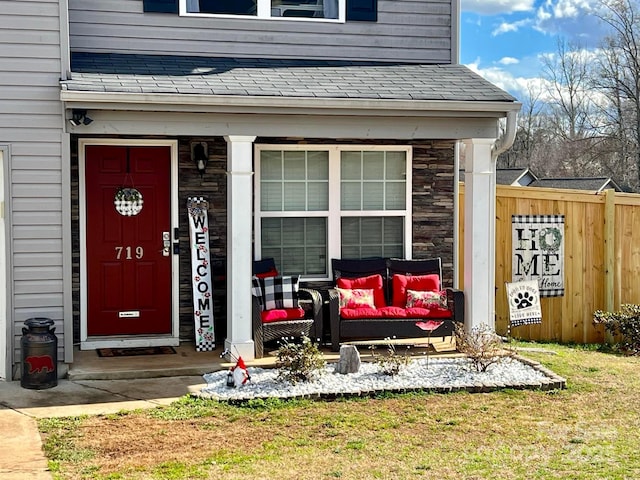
[187,197,215,351]
[512,215,565,297]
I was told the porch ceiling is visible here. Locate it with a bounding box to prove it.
[61,53,520,118]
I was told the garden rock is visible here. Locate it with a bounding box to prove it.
[335,345,361,374]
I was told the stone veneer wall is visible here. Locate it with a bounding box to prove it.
[177,138,228,341]
[410,141,456,286]
[71,137,455,345]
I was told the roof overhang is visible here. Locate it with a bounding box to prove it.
[61,90,520,118]
[61,91,520,140]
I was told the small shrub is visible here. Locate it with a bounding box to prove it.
[593,304,640,355]
[370,339,411,376]
[275,335,325,384]
[454,323,514,372]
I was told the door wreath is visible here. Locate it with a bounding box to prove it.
[114,187,144,216]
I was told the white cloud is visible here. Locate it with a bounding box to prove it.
[465,60,550,104]
[533,0,604,42]
[466,55,610,115]
[536,5,551,22]
[552,0,594,18]
[499,57,520,65]
[492,22,519,34]
[492,18,532,35]
[461,0,535,15]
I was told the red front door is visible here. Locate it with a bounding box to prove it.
[85,145,172,336]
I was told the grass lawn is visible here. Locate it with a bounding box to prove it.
[39,343,640,480]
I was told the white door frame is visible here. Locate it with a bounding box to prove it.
[78,139,180,350]
[0,146,9,380]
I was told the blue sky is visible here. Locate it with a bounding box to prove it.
[460,0,610,101]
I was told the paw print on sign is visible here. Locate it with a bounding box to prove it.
[515,291,534,309]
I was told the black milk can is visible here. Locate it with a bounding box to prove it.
[21,317,58,389]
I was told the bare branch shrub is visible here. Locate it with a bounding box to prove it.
[454,323,516,372]
[369,339,411,376]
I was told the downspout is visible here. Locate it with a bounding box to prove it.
[492,110,518,160]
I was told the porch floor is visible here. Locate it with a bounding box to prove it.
[68,337,458,381]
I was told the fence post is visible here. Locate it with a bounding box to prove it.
[604,188,616,344]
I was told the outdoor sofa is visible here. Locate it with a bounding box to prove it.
[329,257,464,351]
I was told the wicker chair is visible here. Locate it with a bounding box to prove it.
[252,259,323,358]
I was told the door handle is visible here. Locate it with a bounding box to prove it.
[162,231,171,256]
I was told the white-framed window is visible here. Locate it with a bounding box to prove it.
[182,0,344,21]
[254,145,412,279]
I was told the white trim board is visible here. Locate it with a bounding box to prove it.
[0,146,9,380]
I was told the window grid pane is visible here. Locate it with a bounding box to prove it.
[261,217,327,276]
[260,150,328,212]
[341,217,404,258]
[341,150,406,211]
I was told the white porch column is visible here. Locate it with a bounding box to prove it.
[463,138,497,332]
[224,135,257,360]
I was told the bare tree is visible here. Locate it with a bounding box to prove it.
[540,38,600,175]
[593,0,640,189]
[494,1,640,191]
[497,82,544,169]
[542,39,591,141]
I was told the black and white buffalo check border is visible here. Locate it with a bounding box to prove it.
[512,214,565,297]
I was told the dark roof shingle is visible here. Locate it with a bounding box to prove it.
[530,177,621,192]
[62,52,517,103]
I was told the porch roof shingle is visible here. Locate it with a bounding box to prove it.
[62,52,516,103]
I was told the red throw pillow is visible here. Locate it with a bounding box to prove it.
[255,267,279,279]
[336,274,386,308]
[392,274,440,307]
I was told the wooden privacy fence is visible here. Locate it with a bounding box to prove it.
[458,184,640,344]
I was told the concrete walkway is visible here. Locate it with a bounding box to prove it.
[0,375,207,479]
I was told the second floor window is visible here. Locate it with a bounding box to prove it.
[184,0,343,20]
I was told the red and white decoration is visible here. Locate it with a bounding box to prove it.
[188,197,215,351]
[231,356,251,387]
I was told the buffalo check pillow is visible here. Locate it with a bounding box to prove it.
[251,275,300,311]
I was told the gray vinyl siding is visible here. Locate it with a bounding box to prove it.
[0,0,65,374]
[69,0,452,63]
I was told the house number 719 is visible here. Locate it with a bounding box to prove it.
[115,246,144,260]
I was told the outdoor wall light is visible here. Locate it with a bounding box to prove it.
[69,109,93,126]
[191,141,209,177]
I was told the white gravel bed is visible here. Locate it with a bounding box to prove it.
[198,356,565,402]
